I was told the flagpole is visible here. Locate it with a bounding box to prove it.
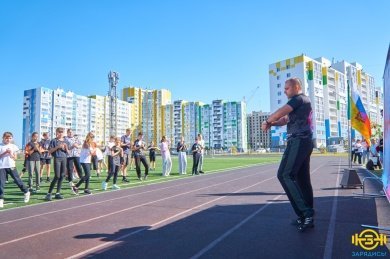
[347,79,352,169]
[340,77,362,189]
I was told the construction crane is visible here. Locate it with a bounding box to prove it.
[243,86,260,105]
[108,71,119,138]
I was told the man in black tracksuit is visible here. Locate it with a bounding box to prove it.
[133,132,149,181]
[191,138,201,176]
[262,77,314,232]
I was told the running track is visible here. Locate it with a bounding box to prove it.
[0,156,389,259]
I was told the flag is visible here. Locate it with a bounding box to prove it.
[349,67,371,145]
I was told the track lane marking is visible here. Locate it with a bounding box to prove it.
[0,163,276,225]
[0,166,277,247]
[67,174,279,258]
[190,162,326,258]
[68,161,327,259]
[323,158,342,259]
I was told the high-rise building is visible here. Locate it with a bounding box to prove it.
[122,87,171,143]
[173,100,186,145]
[210,100,247,151]
[223,101,247,152]
[23,87,53,147]
[247,111,271,150]
[89,95,132,144]
[269,54,383,148]
[23,87,131,147]
[182,101,205,146]
[24,86,248,152]
[198,104,212,148]
[162,104,174,144]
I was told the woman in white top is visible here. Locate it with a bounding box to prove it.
[361,139,369,165]
[354,139,363,165]
[159,136,172,176]
[0,132,30,208]
[95,146,105,177]
[75,132,96,194]
[197,134,205,174]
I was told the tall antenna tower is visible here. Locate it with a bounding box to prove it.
[108,71,119,137]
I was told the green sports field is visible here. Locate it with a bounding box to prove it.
[1,154,282,210]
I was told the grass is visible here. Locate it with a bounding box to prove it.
[1,154,282,210]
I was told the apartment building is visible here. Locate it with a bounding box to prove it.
[23,87,131,147]
[247,111,271,150]
[269,54,383,148]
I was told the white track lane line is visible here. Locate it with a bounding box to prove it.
[323,158,341,259]
[67,174,278,258]
[68,161,327,259]
[190,162,326,259]
[0,163,276,225]
[0,166,277,247]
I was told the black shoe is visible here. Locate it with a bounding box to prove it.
[84,189,92,195]
[45,193,52,201]
[297,217,314,232]
[123,178,130,183]
[47,177,51,182]
[199,171,204,174]
[40,177,43,183]
[55,193,64,199]
[22,168,27,173]
[291,217,304,226]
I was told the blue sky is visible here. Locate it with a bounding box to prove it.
[1,0,389,145]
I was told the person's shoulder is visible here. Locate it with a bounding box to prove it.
[299,94,311,103]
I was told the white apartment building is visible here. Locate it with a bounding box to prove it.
[165,99,247,151]
[210,100,247,152]
[23,87,53,147]
[269,54,383,148]
[162,104,174,144]
[24,86,248,152]
[198,104,211,148]
[211,100,224,149]
[247,111,271,150]
[23,87,131,147]
[173,100,186,145]
[90,95,132,144]
[183,102,203,147]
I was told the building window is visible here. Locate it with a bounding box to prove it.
[287,73,291,78]
[277,83,281,88]
[276,68,280,72]
[277,75,280,80]
[286,65,290,69]
[277,100,281,104]
[277,91,282,96]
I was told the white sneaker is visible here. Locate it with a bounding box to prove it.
[69,181,75,187]
[24,192,31,203]
[0,199,3,208]
[112,184,120,190]
[102,181,107,190]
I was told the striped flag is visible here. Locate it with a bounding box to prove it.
[349,67,371,145]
